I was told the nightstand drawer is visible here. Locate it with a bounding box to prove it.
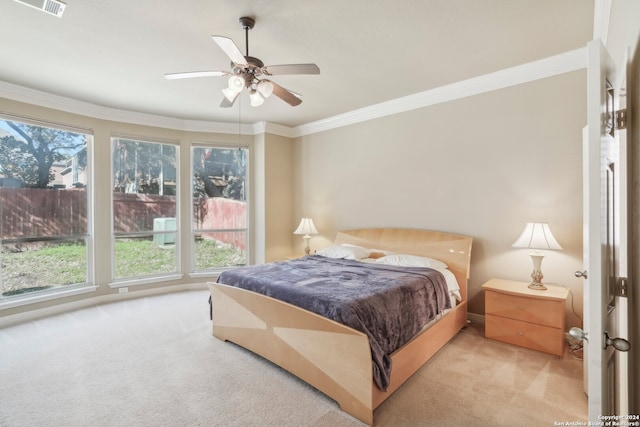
[485,314,565,356]
[485,290,565,328]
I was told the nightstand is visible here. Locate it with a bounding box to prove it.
[482,278,569,357]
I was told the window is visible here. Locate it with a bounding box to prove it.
[111,137,178,281]
[191,145,248,271]
[0,117,92,300]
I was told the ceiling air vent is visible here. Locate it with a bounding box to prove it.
[12,0,66,17]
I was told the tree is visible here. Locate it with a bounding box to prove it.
[112,139,176,195]
[1,121,85,188]
[192,147,246,200]
[0,135,39,184]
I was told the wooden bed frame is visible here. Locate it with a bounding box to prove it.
[208,228,472,425]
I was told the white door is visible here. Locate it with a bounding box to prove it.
[578,39,630,420]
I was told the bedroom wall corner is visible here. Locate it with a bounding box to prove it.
[262,132,295,262]
[251,132,266,265]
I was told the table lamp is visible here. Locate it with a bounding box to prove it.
[511,222,562,290]
[294,217,318,255]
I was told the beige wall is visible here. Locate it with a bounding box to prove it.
[262,133,295,262]
[607,0,640,73]
[293,70,587,324]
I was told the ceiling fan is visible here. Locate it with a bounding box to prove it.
[165,16,320,108]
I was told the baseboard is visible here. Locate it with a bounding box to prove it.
[467,312,485,327]
[3,288,488,329]
[0,282,208,328]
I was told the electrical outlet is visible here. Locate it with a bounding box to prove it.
[118,287,128,293]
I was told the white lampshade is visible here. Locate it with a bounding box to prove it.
[222,87,240,102]
[512,222,562,250]
[222,75,244,102]
[257,80,273,98]
[222,76,271,107]
[249,89,264,107]
[294,217,318,236]
[227,75,244,91]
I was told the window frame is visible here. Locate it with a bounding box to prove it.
[189,142,250,277]
[108,134,181,287]
[0,113,95,309]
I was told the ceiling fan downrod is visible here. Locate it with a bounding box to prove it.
[239,16,255,58]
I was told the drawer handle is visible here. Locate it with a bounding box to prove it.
[517,331,525,336]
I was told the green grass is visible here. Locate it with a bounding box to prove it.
[1,238,245,296]
[114,239,176,278]
[1,242,86,294]
[193,238,246,270]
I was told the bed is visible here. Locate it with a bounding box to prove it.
[208,228,472,425]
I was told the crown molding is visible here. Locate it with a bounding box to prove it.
[253,121,296,138]
[292,47,587,138]
[0,47,586,140]
[593,0,612,45]
[0,80,255,135]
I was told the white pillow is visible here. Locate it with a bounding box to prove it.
[437,268,461,301]
[316,244,370,260]
[375,254,447,269]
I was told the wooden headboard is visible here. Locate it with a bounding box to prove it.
[334,228,473,301]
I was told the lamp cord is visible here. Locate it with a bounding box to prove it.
[559,285,584,360]
[564,286,583,327]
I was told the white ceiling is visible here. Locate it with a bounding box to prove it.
[0,0,593,128]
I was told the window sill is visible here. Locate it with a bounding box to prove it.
[188,271,223,280]
[0,284,98,310]
[109,273,183,289]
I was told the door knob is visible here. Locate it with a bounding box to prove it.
[604,331,630,352]
[569,327,588,341]
[574,270,588,278]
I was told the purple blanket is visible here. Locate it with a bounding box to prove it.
[216,255,450,391]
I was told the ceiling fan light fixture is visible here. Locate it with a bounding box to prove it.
[249,89,264,107]
[227,75,244,91]
[222,87,240,102]
[257,80,273,98]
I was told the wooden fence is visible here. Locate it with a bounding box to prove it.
[0,188,87,238]
[0,188,246,249]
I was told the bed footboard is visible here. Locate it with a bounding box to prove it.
[209,282,375,425]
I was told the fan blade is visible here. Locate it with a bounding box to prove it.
[165,71,227,80]
[220,92,239,108]
[271,81,302,106]
[212,35,248,66]
[262,64,320,76]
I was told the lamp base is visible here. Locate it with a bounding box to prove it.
[527,255,547,291]
[303,235,311,256]
[528,282,547,291]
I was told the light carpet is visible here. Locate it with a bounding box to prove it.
[0,289,587,426]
